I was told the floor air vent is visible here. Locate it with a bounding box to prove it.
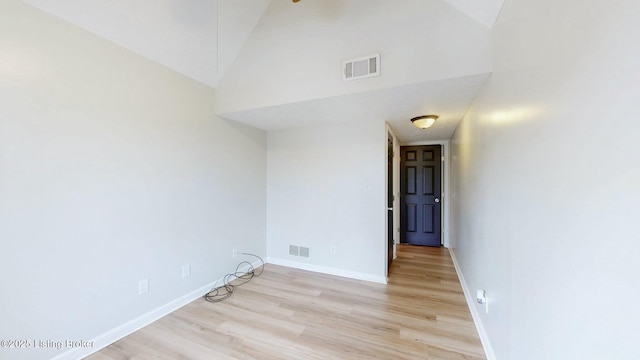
[343,53,380,81]
[289,245,310,258]
[299,246,310,258]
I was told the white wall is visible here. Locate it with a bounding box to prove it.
[266,121,387,283]
[216,0,492,114]
[450,0,640,359]
[0,2,266,360]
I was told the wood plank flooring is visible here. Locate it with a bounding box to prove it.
[86,245,486,359]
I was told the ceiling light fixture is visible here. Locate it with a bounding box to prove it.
[411,115,438,129]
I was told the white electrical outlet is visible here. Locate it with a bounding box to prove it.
[233,248,238,258]
[476,289,489,313]
[138,279,149,295]
[330,245,336,254]
[182,264,190,278]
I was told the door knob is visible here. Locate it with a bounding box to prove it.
[387,207,393,211]
[435,198,440,203]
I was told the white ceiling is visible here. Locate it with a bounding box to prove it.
[20,0,502,88]
[20,0,503,142]
[444,0,504,28]
[21,0,271,87]
[220,74,491,143]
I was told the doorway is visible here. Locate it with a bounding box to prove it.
[400,145,442,246]
[387,133,394,270]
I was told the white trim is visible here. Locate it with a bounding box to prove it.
[385,124,401,273]
[267,257,388,284]
[52,260,264,360]
[400,140,451,248]
[449,249,496,360]
[389,127,401,250]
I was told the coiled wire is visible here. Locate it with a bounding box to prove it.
[203,253,264,303]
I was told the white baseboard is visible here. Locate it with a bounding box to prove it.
[51,260,264,360]
[449,248,497,360]
[266,257,387,284]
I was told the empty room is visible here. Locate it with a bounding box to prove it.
[1,0,638,359]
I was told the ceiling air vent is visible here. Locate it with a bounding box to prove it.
[343,53,380,81]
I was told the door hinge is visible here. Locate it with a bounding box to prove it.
[441,155,445,161]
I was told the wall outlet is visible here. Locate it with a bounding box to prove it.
[476,289,489,313]
[182,264,190,278]
[233,248,238,258]
[138,279,149,295]
[330,245,336,254]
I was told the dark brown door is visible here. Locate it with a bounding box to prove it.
[387,134,394,269]
[400,145,441,246]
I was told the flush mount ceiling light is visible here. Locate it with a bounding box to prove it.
[411,115,439,129]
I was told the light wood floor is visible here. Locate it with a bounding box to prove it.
[86,245,486,359]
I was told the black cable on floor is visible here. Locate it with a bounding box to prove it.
[203,253,264,303]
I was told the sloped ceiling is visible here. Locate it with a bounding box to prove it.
[217,0,498,142]
[20,0,271,87]
[444,0,504,28]
[20,0,502,88]
[20,0,504,142]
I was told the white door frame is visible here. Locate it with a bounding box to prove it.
[385,126,401,276]
[400,139,451,248]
